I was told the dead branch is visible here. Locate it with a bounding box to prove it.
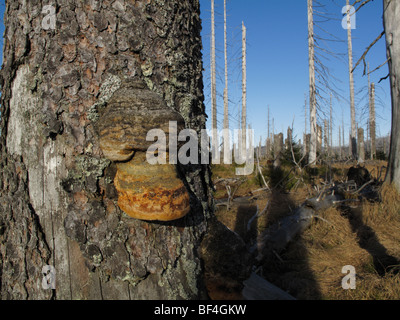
[351,179,375,194]
[352,31,385,74]
[368,58,390,75]
[378,73,390,83]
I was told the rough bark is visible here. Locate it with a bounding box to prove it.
[0,0,212,300]
[384,0,400,191]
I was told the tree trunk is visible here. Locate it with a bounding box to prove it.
[307,0,317,165]
[339,126,342,159]
[273,133,283,169]
[358,128,365,164]
[384,0,400,191]
[346,0,357,159]
[370,82,376,160]
[211,0,219,154]
[241,21,247,152]
[0,0,212,300]
[324,119,328,158]
[329,93,333,157]
[223,0,231,163]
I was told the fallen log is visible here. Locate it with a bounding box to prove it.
[254,193,343,261]
[242,272,296,300]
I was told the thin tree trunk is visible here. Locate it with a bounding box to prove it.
[223,0,230,163]
[274,133,284,168]
[342,116,346,157]
[268,105,270,142]
[324,119,328,158]
[241,21,247,153]
[330,93,333,157]
[305,94,308,135]
[307,0,317,165]
[0,0,212,300]
[339,125,342,159]
[346,0,357,159]
[358,128,365,163]
[384,0,400,191]
[211,0,217,134]
[223,0,229,132]
[370,82,376,160]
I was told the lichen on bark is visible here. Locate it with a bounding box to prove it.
[0,0,212,300]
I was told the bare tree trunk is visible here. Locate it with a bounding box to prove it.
[358,128,365,164]
[317,124,323,156]
[330,93,333,157]
[241,21,247,152]
[211,0,217,135]
[384,0,400,191]
[346,0,357,159]
[268,105,271,143]
[223,0,230,162]
[305,94,308,136]
[307,0,317,165]
[343,118,346,157]
[339,125,342,159]
[274,133,283,168]
[370,82,376,160]
[0,0,212,300]
[324,119,329,158]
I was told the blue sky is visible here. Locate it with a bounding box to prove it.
[200,0,392,146]
[0,1,391,146]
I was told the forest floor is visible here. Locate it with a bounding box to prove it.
[205,157,400,300]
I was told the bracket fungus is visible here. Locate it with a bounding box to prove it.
[96,80,190,221]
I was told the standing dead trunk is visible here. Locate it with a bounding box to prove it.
[211,0,219,154]
[317,124,323,156]
[273,133,284,169]
[358,128,365,164]
[346,0,357,159]
[384,0,400,191]
[307,0,317,165]
[223,0,231,163]
[241,21,247,153]
[339,126,342,159]
[324,119,328,158]
[0,0,212,300]
[329,93,333,157]
[370,82,376,160]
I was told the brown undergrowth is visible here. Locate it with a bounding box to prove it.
[208,161,400,300]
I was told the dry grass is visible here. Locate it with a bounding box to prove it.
[261,183,400,300]
[210,161,400,300]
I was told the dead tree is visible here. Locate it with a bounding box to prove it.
[358,128,365,163]
[223,0,231,162]
[307,0,318,165]
[211,0,217,140]
[384,0,400,191]
[369,82,376,159]
[0,0,212,300]
[274,133,284,169]
[241,21,247,153]
[346,0,357,159]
